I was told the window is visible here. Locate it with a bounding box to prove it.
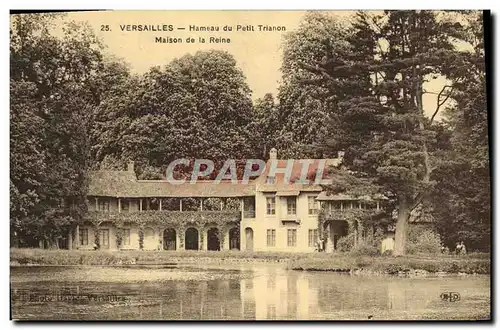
[79,228,89,246]
[122,229,131,246]
[267,229,276,247]
[98,200,110,212]
[244,198,255,218]
[308,229,318,247]
[287,229,297,247]
[99,229,110,248]
[121,200,129,212]
[308,196,319,215]
[287,197,296,215]
[266,197,276,215]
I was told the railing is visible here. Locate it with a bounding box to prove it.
[320,208,383,222]
[280,215,301,224]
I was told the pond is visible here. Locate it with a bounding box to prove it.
[10,264,490,320]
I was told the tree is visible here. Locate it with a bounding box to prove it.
[10,81,45,246]
[297,10,473,255]
[92,50,257,179]
[10,14,104,246]
[276,11,372,158]
[430,12,489,250]
[252,93,280,159]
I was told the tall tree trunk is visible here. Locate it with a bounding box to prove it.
[394,196,410,256]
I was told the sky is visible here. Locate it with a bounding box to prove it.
[58,10,453,121]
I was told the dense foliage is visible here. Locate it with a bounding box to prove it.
[287,11,489,254]
[10,14,102,247]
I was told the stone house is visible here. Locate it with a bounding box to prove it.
[71,149,385,252]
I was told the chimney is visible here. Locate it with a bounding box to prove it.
[127,161,135,173]
[269,148,277,160]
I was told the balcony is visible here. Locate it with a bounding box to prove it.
[85,210,241,227]
[280,214,301,225]
[320,208,384,222]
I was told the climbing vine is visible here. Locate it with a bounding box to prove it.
[85,210,240,228]
[317,207,386,242]
[115,227,124,248]
[83,211,240,251]
[138,229,144,249]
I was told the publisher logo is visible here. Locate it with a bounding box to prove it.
[440,292,461,302]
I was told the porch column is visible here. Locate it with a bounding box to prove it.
[200,199,203,211]
[354,225,358,247]
[159,199,162,211]
[220,199,224,211]
[223,229,230,250]
[146,199,150,211]
[68,228,73,250]
[340,201,343,211]
[75,225,80,249]
[376,201,380,211]
[179,199,183,212]
[202,228,206,250]
[158,226,163,250]
[177,228,183,250]
[179,228,185,250]
[201,229,206,250]
[219,227,225,251]
[139,199,143,212]
[359,201,362,209]
[326,223,333,252]
[118,198,121,213]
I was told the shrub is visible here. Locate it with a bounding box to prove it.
[349,242,379,257]
[337,233,355,252]
[407,227,442,254]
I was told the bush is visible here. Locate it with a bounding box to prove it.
[349,242,379,257]
[407,227,442,254]
[336,233,355,252]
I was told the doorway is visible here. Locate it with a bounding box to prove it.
[245,227,254,251]
[185,227,199,250]
[229,227,240,250]
[207,228,220,251]
[143,227,156,250]
[163,228,176,250]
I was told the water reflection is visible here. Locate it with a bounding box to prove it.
[240,268,318,319]
[10,266,490,320]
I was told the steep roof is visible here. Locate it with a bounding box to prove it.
[88,170,255,198]
[255,158,342,192]
[88,170,137,197]
[88,157,345,198]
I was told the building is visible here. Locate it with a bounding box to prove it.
[70,149,385,252]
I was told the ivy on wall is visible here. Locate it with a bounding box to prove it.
[85,210,240,228]
[317,207,388,241]
[84,210,240,250]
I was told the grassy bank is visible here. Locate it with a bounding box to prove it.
[10,248,490,275]
[288,254,490,275]
[10,248,297,266]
